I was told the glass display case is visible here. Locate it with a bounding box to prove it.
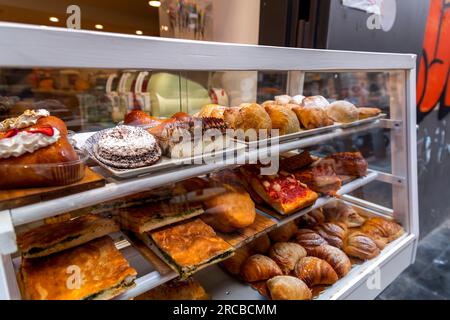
[0,23,418,300]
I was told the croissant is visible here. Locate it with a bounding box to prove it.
[309,244,352,278]
[299,208,326,228]
[293,257,338,287]
[268,242,307,274]
[268,221,298,243]
[240,254,282,282]
[313,222,348,249]
[250,234,271,254]
[266,276,312,300]
[294,229,328,254]
[361,217,405,242]
[220,246,251,276]
[323,201,366,228]
[344,231,380,260]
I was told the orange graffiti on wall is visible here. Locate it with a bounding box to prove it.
[417,0,450,122]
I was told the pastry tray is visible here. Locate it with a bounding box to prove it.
[82,130,247,179]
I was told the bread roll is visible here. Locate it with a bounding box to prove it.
[326,100,358,123]
[266,276,312,300]
[268,242,307,274]
[268,221,298,242]
[294,257,338,287]
[264,104,300,135]
[240,254,282,282]
[250,234,271,254]
[302,96,330,109]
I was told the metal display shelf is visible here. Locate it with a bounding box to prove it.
[0,23,418,301]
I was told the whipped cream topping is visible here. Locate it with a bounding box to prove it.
[0,127,60,159]
[0,109,50,132]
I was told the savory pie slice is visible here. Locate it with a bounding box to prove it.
[139,218,234,279]
[240,166,318,215]
[17,214,119,258]
[118,200,204,233]
[18,236,137,300]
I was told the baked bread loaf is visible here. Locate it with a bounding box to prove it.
[250,234,271,254]
[264,104,300,135]
[326,100,359,123]
[266,276,312,300]
[240,254,282,282]
[223,103,272,138]
[268,242,307,274]
[293,257,338,287]
[135,278,209,300]
[313,222,348,249]
[268,221,298,242]
[343,231,380,260]
[294,229,328,254]
[220,246,251,276]
[358,107,382,120]
[309,244,352,278]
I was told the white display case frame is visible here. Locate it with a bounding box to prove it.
[0,22,418,300]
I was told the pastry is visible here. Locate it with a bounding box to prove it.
[17,214,119,258]
[223,103,272,138]
[293,257,338,287]
[240,254,282,282]
[299,209,326,228]
[313,222,348,249]
[250,234,271,254]
[94,125,162,169]
[263,104,301,135]
[326,101,359,123]
[18,236,137,300]
[325,152,368,177]
[201,184,256,233]
[268,242,307,274]
[360,217,405,248]
[266,276,312,300]
[301,96,330,109]
[274,95,292,105]
[309,244,352,278]
[239,166,318,215]
[220,246,251,276]
[135,278,209,300]
[118,201,204,233]
[280,151,315,172]
[268,221,298,242]
[291,105,334,129]
[143,219,234,278]
[294,229,328,254]
[358,107,382,120]
[197,104,227,120]
[323,201,366,227]
[0,109,81,188]
[294,161,342,195]
[343,231,380,260]
[123,110,164,128]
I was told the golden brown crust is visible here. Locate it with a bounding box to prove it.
[358,107,382,120]
[293,229,328,254]
[360,217,405,247]
[291,105,334,129]
[294,256,338,287]
[313,222,348,249]
[309,244,352,278]
[323,201,366,228]
[280,151,315,172]
[135,278,209,300]
[240,254,282,282]
[263,104,300,135]
[150,219,233,272]
[344,231,380,260]
[17,214,119,258]
[268,221,298,242]
[299,208,326,228]
[19,236,137,300]
[266,276,312,300]
[268,242,307,274]
[220,246,251,276]
[250,234,271,254]
[223,103,272,135]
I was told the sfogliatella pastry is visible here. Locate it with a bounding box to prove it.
[309,244,352,278]
[293,256,338,287]
[268,242,307,274]
[240,254,282,282]
[266,276,312,300]
[268,221,298,242]
[0,109,82,189]
[94,125,162,169]
[220,246,251,276]
[326,100,359,123]
[343,231,380,260]
[250,233,272,254]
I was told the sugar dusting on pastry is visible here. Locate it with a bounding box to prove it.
[0,109,50,132]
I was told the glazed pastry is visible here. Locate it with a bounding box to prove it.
[18,236,137,300]
[135,278,209,300]
[94,125,162,169]
[220,246,251,276]
[123,110,164,127]
[294,229,328,254]
[326,101,359,123]
[250,234,271,254]
[280,151,315,172]
[266,276,312,300]
[309,244,352,278]
[358,107,382,120]
[343,231,380,260]
[313,222,348,249]
[360,217,405,248]
[323,201,366,227]
[201,184,256,233]
[299,209,326,228]
[291,105,334,129]
[17,214,119,258]
[268,221,298,242]
[240,254,282,282]
[293,257,338,287]
[264,104,301,135]
[268,242,307,274]
[325,152,368,177]
[294,160,342,195]
[223,103,272,138]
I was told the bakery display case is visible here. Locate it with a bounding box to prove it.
[0,23,418,300]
